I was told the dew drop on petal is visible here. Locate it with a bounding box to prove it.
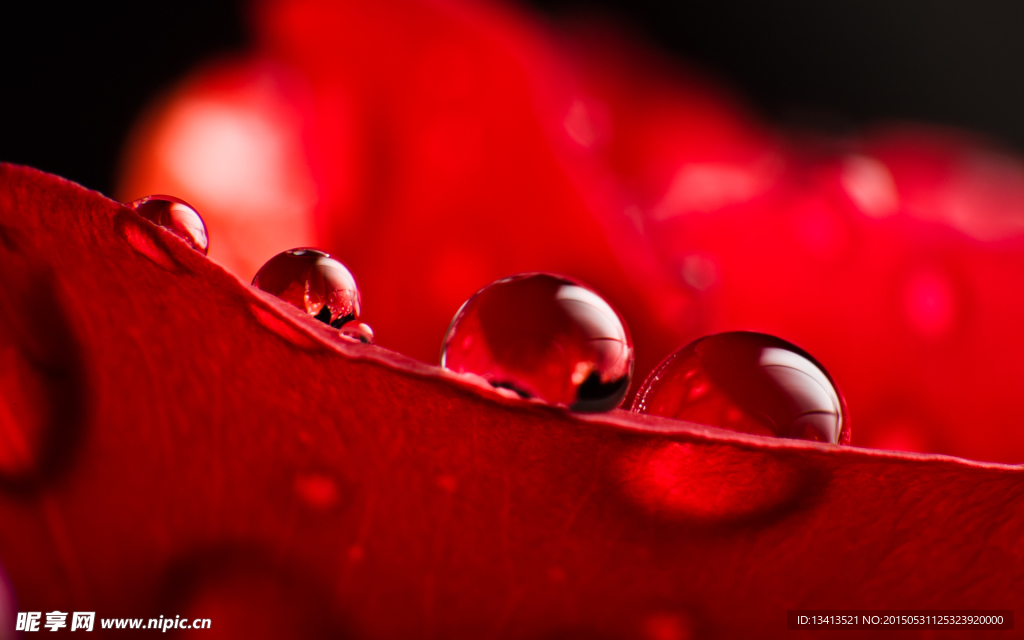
[129,195,209,255]
[252,249,361,329]
[340,322,374,344]
[633,332,849,444]
[440,273,634,412]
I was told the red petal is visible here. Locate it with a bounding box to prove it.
[1,165,1021,636]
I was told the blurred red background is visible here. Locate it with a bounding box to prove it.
[111,0,1024,463]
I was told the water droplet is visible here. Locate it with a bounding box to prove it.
[633,332,848,444]
[340,322,374,344]
[252,249,361,329]
[129,195,209,255]
[441,273,633,412]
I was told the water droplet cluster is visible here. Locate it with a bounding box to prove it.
[123,196,851,430]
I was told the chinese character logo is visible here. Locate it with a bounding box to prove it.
[71,612,95,632]
[16,611,41,632]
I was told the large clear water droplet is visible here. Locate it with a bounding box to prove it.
[441,273,633,412]
[633,331,849,444]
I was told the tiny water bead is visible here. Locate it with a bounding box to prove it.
[633,332,849,444]
[129,195,209,255]
[252,249,361,329]
[440,273,633,412]
[340,322,374,344]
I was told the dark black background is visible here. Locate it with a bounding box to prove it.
[1,0,1022,195]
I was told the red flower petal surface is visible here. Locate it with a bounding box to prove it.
[1,165,1022,637]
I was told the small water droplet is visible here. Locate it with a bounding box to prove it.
[340,322,374,344]
[252,249,361,329]
[441,273,634,412]
[633,332,848,444]
[129,195,209,254]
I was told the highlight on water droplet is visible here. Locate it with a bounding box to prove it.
[440,273,634,412]
[252,249,361,329]
[633,331,848,444]
[129,195,209,255]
